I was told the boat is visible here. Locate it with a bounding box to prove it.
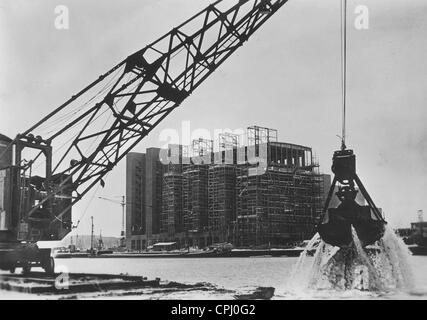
[408,245,427,256]
[53,249,89,258]
[403,220,427,256]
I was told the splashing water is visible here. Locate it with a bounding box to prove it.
[288,233,321,288]
[287,225,415,297]
[369,226,415,291]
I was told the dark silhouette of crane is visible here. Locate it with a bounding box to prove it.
[0,0,290,273]
[0,0,387,275]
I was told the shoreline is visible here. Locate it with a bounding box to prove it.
[54,248,307,259]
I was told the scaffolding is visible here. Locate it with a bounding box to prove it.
[247,125,278,146]
[161,171,183,236]
[160,145,189,236]
[183,165,209,233]
[236,165,268,247]
[205,133,240,242]
[219,132,240,150]
[236,129,323,247]
[236,165,322,247]
[132,128,325,248]
[208,164,236,242]
[182,139,212,233]
[192,138,213,162]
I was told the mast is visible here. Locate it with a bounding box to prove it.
[90,216,94,254]
[121,196,125,238]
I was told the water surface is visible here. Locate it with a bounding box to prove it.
[52,255,427,299]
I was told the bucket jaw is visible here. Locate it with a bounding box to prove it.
[317,149,386,248]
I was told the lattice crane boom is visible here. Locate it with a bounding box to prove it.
[1,0,289,242]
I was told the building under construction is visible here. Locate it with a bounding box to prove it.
[125,126,330,250]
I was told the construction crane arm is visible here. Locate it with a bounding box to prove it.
[6,0,289,240]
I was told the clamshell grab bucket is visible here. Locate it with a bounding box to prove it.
[317,149,386,248]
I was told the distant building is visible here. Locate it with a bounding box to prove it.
[235,141,322,247]
[126,126,327,250]
[125,149,163,250]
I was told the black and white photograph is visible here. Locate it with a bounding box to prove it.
[0,0,426,304]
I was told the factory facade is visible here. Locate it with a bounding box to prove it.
[126,126,330,250]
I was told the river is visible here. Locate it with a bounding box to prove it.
[49,255,427,299]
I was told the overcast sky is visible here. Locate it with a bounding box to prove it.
[1,0,426,237]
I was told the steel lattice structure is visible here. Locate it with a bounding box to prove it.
[9,0,289,223]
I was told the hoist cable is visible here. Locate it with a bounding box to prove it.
[340,0,348,150]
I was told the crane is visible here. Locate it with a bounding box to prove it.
[0,0,290,274]
[0,0,387,274]
[317,0,386,248]
[98,195,126,247]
